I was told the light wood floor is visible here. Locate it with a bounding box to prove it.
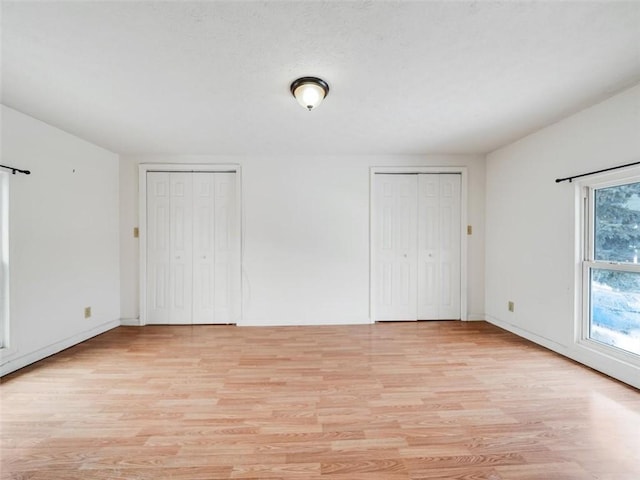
[1,321,639,479]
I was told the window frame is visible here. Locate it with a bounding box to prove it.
[0,171,9,351]
[578,168,640,365]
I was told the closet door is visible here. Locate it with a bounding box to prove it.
[374,174,418,321]
[373,172,462,322]
[147,172,171,324]
[168,173,194,324]
[192,173,239,324]
[192,173,215,324]
[147,172,194,324]
[212,173,239,324]
[147,171,239,325]
[417,174,461,320]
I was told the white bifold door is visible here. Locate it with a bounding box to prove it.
[146,172,240,324]
[374,173,461,321]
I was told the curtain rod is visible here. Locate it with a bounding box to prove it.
[555,160,640,183]
[0,164,31,175]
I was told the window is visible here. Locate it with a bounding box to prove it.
[582,174,640,360]
[0,172,8,349]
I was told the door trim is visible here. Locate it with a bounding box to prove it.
[369,166,468,322]
[138,163,242,326]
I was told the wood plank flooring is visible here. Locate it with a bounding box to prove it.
[1,321,639,479]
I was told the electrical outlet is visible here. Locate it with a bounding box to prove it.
[84,306,92,319]
[508,301,514,312]
[133,227,139,238]
[467,225,473,235]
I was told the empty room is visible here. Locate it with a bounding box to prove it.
[1,1,639,479]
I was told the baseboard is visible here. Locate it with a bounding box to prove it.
[466,314,485,321]
[484,315,639,389]
[120,317,141,326]
[0,319,120,377]
[484,315,568,351]
[237,318,374,327]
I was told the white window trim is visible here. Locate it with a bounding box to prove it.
[138,163,243,326]
[0,171,17,362]
[369,166,469,322]
[575,165,640,370]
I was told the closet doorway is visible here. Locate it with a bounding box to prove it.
[140,165,241,325]
[371,168,467,321]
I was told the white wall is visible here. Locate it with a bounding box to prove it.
[485,83,640,388]
[0,106,120,376]
[120,154,486,326]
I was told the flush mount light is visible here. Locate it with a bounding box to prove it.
[290,77,330,111]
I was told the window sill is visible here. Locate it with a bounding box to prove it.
[575,336,639,369]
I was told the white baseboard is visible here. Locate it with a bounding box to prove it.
[466,314,485,321]
[237,317,373,327]
[120,317,141,326]
[484,315,639,389]
[0,319,120,377]
[484,315,568,351]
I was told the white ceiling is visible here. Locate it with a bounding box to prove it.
[2,1,639,156]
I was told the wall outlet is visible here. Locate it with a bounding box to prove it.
[467,225,473,235]
[508,301,515,312]
[133,227,139,238]
[84,306,92,319]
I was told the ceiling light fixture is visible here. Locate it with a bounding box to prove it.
[290,77,330,111]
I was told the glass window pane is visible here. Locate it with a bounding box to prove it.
[594,181,640,263]
[590,268,640,356]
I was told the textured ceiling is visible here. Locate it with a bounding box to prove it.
[2,1,639,156]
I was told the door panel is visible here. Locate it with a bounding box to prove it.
[374,174,418,320]
[417,175,440,319]
[438,174,461,319]
[169,173,193,324]
[213,173,239,323]
[147,172,171,324]
[417,174,461,320]
[192,173,215,324]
